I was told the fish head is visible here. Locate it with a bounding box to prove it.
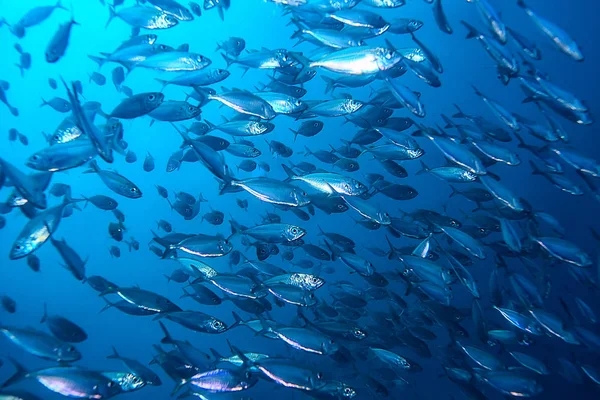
[261,122,276,134]
[45,48,60,64]
[154,44,175,54]
[57,343,82,362]
[218,238,233,255]
[284,225,306,241]
[322,337,340,354]
[232,37,245,52]
[194,54,212,68]
[275,50,294,67]
[160,14,179,28]
[184,104,202,119]
[291,188,311,206]
[111,372,146,392]
[143,92,164,109]
[342,179,367,196]
[9,236,36,259]
[340,384,357,399]
[350,326,368,340]
[210,318,227,333]
[376,47,402,71]
[25,152,52,171]
[302,274,325,290]
[375,210,390,225]
[409,20,424,32]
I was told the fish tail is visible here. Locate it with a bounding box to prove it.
[106,5,116,29]
[448,185,459,198]
[461,20,479,39]
[158,321,175,345]
[1,357,29,388]
[516,0,527,9]
[529,160,544,175]
[106,345,121,360]
[83,159,100,174]
[209,347,223,360]
[56,0,68,11]
[452,103,466,118]
[281,163,297,180]
[154,78,168,91]
[39,97,47,107]
[416,160,429,175]
[40,302,48,323]
[204,119,216,131]
[221,52,234,68]
[321,76,335,94]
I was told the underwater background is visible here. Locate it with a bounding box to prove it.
[1,0,600,399]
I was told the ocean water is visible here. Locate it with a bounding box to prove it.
[0,0,599,399]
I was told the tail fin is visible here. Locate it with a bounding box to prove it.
[281,164,297,179]
[221,53,235,68]
[323,240,339,261]
[55,0,68,11]
[39,97,48,107]
[40,302,48,324]
[204,119,217,132]
[461,21,479,39]
[155,78,169,91]
[106,5,117,29]
[385,235,398,260]
[529,160,544,175]
[452,104,466,119]
[107,346,121,360]
[231,311,244,326]
[322,76,335,94]
[210,348,224,360]
[416,160,429,175]
[159,321,175,345]
[1,357,29,388]
[448,185,459,198]
[316,224,326,236]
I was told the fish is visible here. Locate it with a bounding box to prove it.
[517,0,583,61]
[83,160,142,199]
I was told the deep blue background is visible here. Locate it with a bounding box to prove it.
[1,0,599,399]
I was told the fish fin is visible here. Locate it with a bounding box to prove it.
[321,76,335,94]
[461,20,479,39]
[40,302,48,324]
[416,160,429,175]
[281,164,297,180]
[105,5,116,29]
[529,160,544,175]
[221,53,234,68]
[107,345,121,360]
[1,357,29,388]
[158,321,175,345]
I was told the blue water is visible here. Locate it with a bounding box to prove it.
[1,0,600,399]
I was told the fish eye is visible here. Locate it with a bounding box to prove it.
[148,94,156,101]
[188,106,195,112]
[313,122,319,127]
[337,204,344,209]
[317,372,323,379]
[108,381,114,388]
[291,227,298,234]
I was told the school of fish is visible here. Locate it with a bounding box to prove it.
[0,0,599,399]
